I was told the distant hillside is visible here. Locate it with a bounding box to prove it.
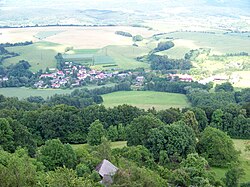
[0,0,249,27]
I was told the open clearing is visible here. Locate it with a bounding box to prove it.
[0,84,116,99]
[71,141,127,150]
[211,139,250,183]
[102,91,190,110]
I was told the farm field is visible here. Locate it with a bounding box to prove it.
[232,71,250,88]
[34,30,65,40]
[155,39,198,59]
[0,26,156,48]
[102,91,190,110]
[211,139,250,184]
[166,32,250,54]
[4,41,66,72]
[92,45,150,70]
[0,84,116,99]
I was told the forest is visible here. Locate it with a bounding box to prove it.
[0,80,249,186]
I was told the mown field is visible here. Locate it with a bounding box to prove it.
[212,139,250,184]
[0,84,116,99]
[4,41,66,72]
[166,32,250,55]
[102,91,190,110]
[71,141,127,150]
[92,45,150,70]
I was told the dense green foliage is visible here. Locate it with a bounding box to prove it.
[146,121,196,162]
[154,41,174,52]
[0,75,249,186]
[197,127,239,167]
[115,31,132,37]
[132,35,143,42]
[149,54,192,71]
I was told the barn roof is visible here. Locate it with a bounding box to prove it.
[96,159,118,177]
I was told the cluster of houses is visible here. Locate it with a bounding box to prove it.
[169,74,193,82]
[34,61,145,89]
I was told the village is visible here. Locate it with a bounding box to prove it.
[34,60,239,89]
[34,61,145,89]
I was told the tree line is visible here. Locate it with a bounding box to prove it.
[0,96,249,186]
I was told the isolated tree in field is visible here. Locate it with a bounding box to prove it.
[87,120,105,146]
[127,115,164,146]
[197,127,239,167]
[132,35,143,42]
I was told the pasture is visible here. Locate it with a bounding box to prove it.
[155,39,198,59]
[0,84,116,99]
[62,50,116,66]
[4,41,66,72]
[92,45,150,70]
[102,91,190,110]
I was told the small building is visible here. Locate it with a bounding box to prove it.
[96,159,118,186]
[136,76,145,82]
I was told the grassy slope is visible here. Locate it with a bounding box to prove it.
[156,46,190,59]
[92,45,150,70]
[102,91,190,110]
[211,139,250,183]
[4,41,66,72]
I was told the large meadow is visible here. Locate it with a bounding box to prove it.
[102,91,190,110]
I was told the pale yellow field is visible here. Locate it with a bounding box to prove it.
[232,71,250,88]
[0,26,156,49]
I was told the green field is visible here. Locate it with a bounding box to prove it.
[0,84,116,99]
[34,30,65,40]
[211,139,250,184]
[156,46,190,59]
[62,53,116,65]
[102,91,190,110]
[92,45,150,70]
[4,41,65,72]
[166,32,250,54]
[71,141,127,150]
